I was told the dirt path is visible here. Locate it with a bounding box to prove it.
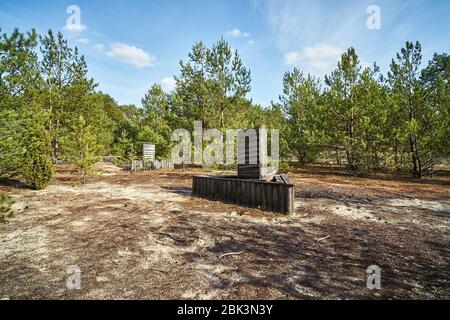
[0,164,449,299]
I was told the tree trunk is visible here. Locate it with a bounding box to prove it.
[335,146,341,166]
[394,144,398,168]
[414,136,422,178]
[347,108,355,173]
[409,134,420,178]
[220,108,225,131]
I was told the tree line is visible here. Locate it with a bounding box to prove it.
[1,28,449,190]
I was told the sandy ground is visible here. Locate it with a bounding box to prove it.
[0,163,449,299]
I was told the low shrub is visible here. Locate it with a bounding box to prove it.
[0,192,14,222]
[20,152,54,190]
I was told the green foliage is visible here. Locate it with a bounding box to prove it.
[279,161,293,172]
[0,101,54,190]
[114,130,137,165]
[140,84,174,158]
[172,39,251,130]
[0,109,22,177]
[138,126,170,159]
[0,28,40,110]
[280,69,324,164]
[72,92,117,155]
[276,43,449,176]
[420,53,450,167]
[1,27,448,180]
[1,28,123,188]
[324,47,365,172]
[1,28,43,180]
[62,115,101,184]
[0,192,14,222]
[20,151,54,190]
[39,29,95,161]
[18,106,54,190]
[386,41,448,177]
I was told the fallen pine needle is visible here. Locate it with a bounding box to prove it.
[217,251,243,261]
[157,232,194,243]
[317,235,330,242]
[149,268,167,273]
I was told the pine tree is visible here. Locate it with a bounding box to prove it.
[280,68,323,164]
[39,30,95,162]
[19,107,54,190]
[173,39,251,130]
[0,192,14,222]
[324,48,388,173]
[0,110,22,177]
[324,48,363,172]
[352,65,388,171]
[62,115,101,184]
[387,41,434,177]
[206,38,251,129]
[0,106,54,189]
[419,53,450,174]
[1,28,54,188]
[114,130,136,165]
[0,27,40,111]
[140,84,174,158]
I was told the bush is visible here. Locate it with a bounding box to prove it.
[0,110,22,178]
[114,130,136,165]
[279,161,293,172]
[0,192,14,222]
[1,106,54,190]
[62,115,102,184]
[20,152,54,190]
[18,108,54,190]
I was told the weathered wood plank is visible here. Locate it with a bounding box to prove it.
[273,183,279,212]
[192,175,294,214]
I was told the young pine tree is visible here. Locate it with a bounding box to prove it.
[387,42,434,178]
[280,68,323,164]
[0,192,14,222]
[5,105,55,190]
[63,115,101,184]
[114,130,137,165]
[39,29,94,162]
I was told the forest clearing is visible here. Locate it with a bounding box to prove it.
[1,1,449,304]
[1,163,449,299]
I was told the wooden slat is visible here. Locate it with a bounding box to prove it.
[279,185,285,213]
[273,183,279,212]
[191,175,294,214]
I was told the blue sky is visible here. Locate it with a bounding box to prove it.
[1,0,449,108]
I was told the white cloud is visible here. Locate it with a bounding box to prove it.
[284,44,344,73]
[284,51,301,65]
[62,23,87,33]
[264,0,369,50]
[225,28,250,38]
[77,38,89,44]
[161,77,176,93]
[93,43,105,53]
[106,43,155,69]
[247,39,256,45]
